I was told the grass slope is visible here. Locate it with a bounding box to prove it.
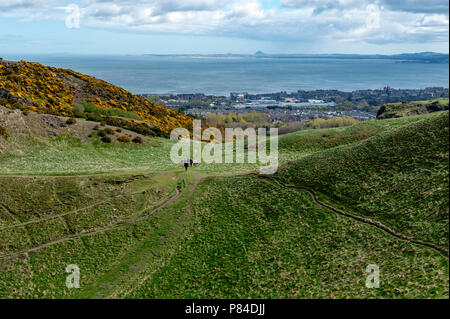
[0,110,448,299]
[376,98,449,119]
[277,111,449,252]
[0,113,428,175]
[124,175,448,298]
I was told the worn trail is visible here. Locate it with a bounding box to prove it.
[262,176,449,260]
[0,184,186,262]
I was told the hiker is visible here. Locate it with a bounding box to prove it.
[193,159,199,167]
[183,158,190,171]
[190,158,193,166]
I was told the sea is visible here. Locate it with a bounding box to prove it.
[2,54,448,96]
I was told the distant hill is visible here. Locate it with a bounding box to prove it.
[146,52,449,63]
[376,98,449,119]
[0,59,192,136]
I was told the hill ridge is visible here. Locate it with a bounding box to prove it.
[0,59,192,136]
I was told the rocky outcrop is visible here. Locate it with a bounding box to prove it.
[377,99,449,119]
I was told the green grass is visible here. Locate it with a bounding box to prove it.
[74,102,144,120]
[277,111,449,252]
[0,172,191,298]
[0,110,448,299]
[377,98,449,119]
[122,175,448,298]
[0,114,428,175]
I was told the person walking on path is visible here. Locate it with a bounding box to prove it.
[184,158,190,171]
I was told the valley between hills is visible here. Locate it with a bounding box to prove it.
[0,59,448,298]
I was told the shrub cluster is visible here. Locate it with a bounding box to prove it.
[132,136,143,144]
[0,126,9,138]
[97,130,106,137]
[101,136,112,143]
[117,136,131,143]
[104,127,115,135]
[66,118,77,125]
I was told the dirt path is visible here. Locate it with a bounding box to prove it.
[0,174,154,231]
[0,186,183,262]
[0,198,114,230]
[90,177,203,299]
[0,176,204,264]
[261,176,449,260]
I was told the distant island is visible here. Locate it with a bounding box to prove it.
[145,51,449,64]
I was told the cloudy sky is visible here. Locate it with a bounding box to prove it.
[0,0,448,54]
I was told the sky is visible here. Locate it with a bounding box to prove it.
[0,0,448,55]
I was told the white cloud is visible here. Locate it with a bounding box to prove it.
[0,0,448,46]
[0,0,63,13]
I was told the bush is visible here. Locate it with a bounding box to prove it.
[85,112,103,122]
[307,117,358,129]
[94,116,158,137]
[66,118,77,125]
[73,104,85,118]
[76,101,143,120]
[22,109,30,116]
[93,125,99,131]
[0,126,9,138]
[104,127,115,135]
[117,136,131,143]
[132,136,143,144]
[116,128,122,132]
[101,136,112,143]
[97,130,106,137]
[100,121,106,126]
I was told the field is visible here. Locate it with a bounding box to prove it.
[0,110,448,298]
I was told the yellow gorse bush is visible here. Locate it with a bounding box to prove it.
[0,60,192,136]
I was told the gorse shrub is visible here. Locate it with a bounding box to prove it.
[0,126,9,138]
[132,136,143,144]
[117,136,131,143]
[104,128,115,135]
[0,60,193,136]
[85,113,103,122]
[101,136,112,143]
[97,130,106,137]
[307,117,358,129]
[66,118,77,125]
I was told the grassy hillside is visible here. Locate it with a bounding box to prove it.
[0,171,446,298]
[0,172,197,298]
[0,96,448,298]
[0,111,428,175]
[124,175,447,298]
[376,98,449,119]
[277,111,449,252]
[0,60,192,136]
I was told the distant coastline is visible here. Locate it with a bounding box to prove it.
[145,51,449,64]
